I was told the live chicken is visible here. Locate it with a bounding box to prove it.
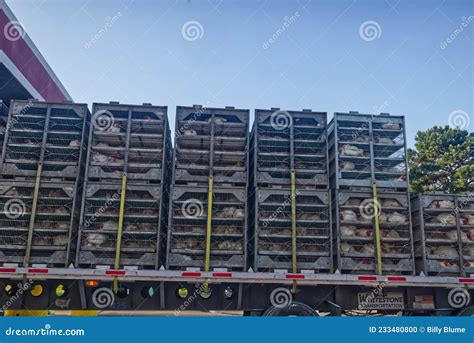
[340,210,357,221]
[184,129,197,136]
[462,215,474,225]
[375,137,394,145]
[381,123,401,130]
[431,246,458,257]
[446,230,468,241]
[85,233,107,247]
[106,123,121,133]
[429,200,454,209]
[340,242,357,253]
[433,213,456,225]
[53,235,69,246]
[100,221,118,231]
[340,225,356,237]
[69,140,81,147]
[340,161,355,171]
[339,144,365,157]
[382,199,401,208]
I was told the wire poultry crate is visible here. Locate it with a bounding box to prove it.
[76,182,167,269]
[252,188,332,272]
[328,112,408,190]
[173,105,249,187]
[333,190,415,275]
[0,100,89,181]
[86,102,171,182]
[0,180,80,267]
[0,101,8,158]
[251,108,328,189]
[411,193,474,276]
[166,185,247,271]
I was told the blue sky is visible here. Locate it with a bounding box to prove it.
[8,0,473,145]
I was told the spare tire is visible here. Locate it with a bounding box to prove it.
[263,301,317,316]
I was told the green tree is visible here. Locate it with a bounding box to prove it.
[408,126,473,194]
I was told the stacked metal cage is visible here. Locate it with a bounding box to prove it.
[328,111,415,275]
[0,101,8,157]
[0,100,89,267]
[166,105,249,271]
[76,102,172,269]
[411,193,474,276]
[250,108,332,272]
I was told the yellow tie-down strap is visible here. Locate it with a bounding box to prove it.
[113,174,127,292]
[291,170,297,294]
[372,183,383,276]
[203,176,214,293]
[23,164,42,268]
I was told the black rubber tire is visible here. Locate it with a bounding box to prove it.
[263,301,317,316]
[456,306,474,316]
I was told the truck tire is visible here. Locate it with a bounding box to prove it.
[456,306,474,316]
[263,302,317,316]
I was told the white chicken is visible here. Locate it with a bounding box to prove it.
[379,212,407,224]
[91,152,108,163]
[355,228,373,237]
[344,198,361,206]
[55,222,70,230]
[339,144,364,157]
[214,117,227,124]
[53,235,69,246]
[433,213,456,225]
[299,213,321,220]
[85,233,107,247]
[340,210,357,221]
[375,137,394,145]
[446,230,468,241]
[184,129,197,136]
[381,230,401,239]
[340,225,357,237]
[233,209,245,219]
[360,244,375,254]
[464,229,474,241]
[431,246,458,257]
[429,200,454,209]
[381,123,401,130]
[340,242,357,253]
[94,143,109,148]
[354,135,369,142]
[340,161,355,171]
[32,237,50,245]
[106,123,121,133]
[462,215,474,225]
[463,246,474,256]
[54,206,68,214]
[69,140,81,147]
[382,199,401,208]
[101,221,118,231]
